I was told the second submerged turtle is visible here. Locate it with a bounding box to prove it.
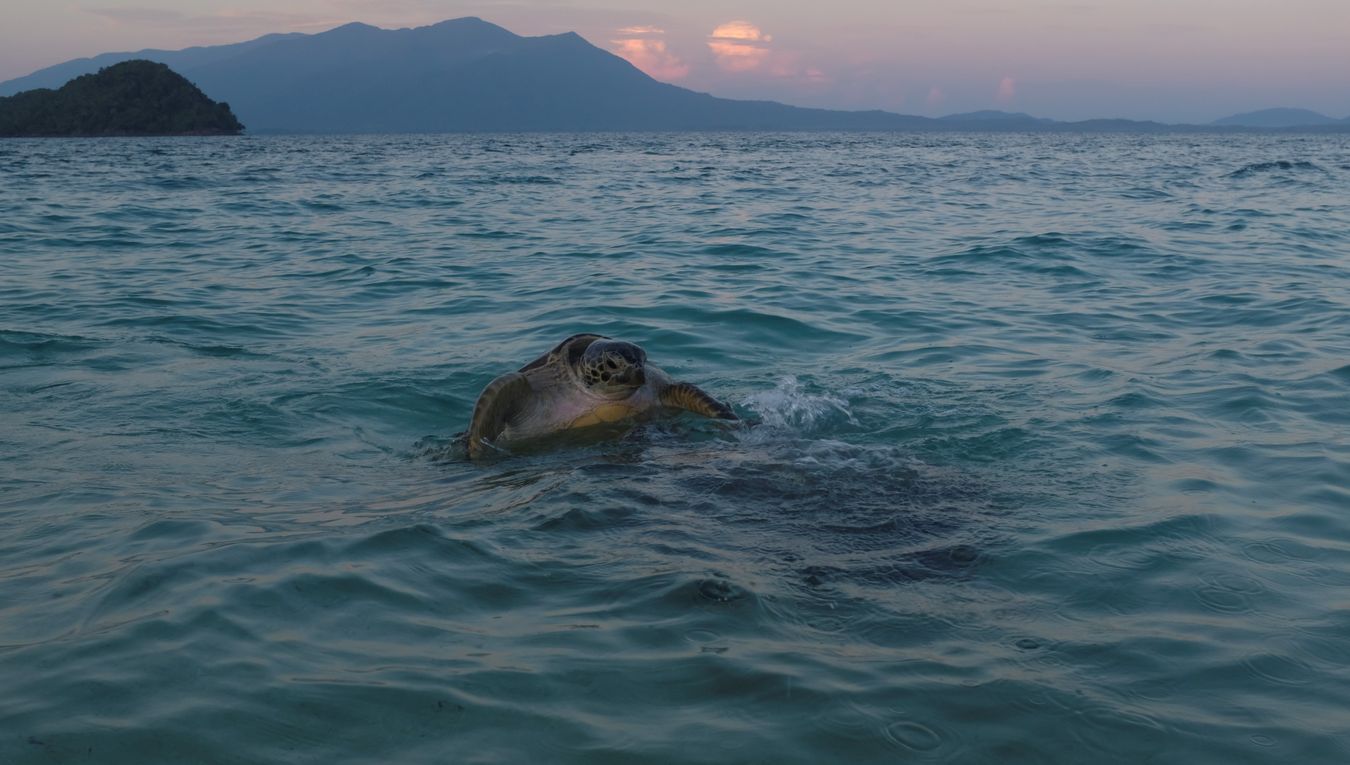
[465,333,737,458]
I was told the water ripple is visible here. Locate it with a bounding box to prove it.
[2,132,1349,763]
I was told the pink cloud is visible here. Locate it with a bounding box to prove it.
[996,76,1016,104]
[708,20,772,72]
[704,20,824,84]
[710,20,771,43]
[610,26,689,81]
[803,67,829,85]
[927,85,945,108]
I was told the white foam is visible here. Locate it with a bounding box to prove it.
[742,376,857,434]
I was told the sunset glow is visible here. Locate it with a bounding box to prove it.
[1,1,1347,122]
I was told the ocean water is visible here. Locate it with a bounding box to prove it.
[2,132,1349,763]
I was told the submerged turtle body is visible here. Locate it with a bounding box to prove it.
[466,333,736,458]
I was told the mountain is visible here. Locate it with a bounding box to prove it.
[0,18,936,133]
[938,110,1052,126]
[0,33,305,97]
[0,60,243,137]
[1211,108,1342,128]
[2,19,1347,134]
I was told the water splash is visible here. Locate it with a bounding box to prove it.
[742,376,857,433]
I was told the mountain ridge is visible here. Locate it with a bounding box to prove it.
[1210,107,1344,128]
[2,19,1347,133]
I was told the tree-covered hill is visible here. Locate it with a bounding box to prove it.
[0,60,243,137]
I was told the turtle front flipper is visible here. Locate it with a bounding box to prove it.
[660,382,738,421]
[467,372,532,458]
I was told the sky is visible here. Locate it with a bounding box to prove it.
[1,0,1348,122]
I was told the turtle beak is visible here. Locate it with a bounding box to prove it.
[628,365,646,386]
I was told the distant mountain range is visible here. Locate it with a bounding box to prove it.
[2,18,1347,134]
[1209,108,1350,128]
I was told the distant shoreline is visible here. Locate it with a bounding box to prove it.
[2,131,243,138]
[6,126,1349,139]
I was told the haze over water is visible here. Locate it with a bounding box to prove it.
[2,132,1349,762]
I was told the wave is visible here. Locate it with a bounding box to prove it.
[1227,159,1327,178]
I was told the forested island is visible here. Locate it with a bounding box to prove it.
[0,60,243,137]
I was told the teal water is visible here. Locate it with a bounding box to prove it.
[2,133,1349,763]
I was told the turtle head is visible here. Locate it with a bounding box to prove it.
[577,339,647,397]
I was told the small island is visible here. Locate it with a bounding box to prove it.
[0,59,243,137]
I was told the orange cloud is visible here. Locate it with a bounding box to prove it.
[710,21,771,42]
[708,20,772,72]
[611,26,689,81]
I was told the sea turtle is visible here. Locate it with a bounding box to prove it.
[465,333,737,458]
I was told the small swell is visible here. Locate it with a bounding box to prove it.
[1227,160,1326,178]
